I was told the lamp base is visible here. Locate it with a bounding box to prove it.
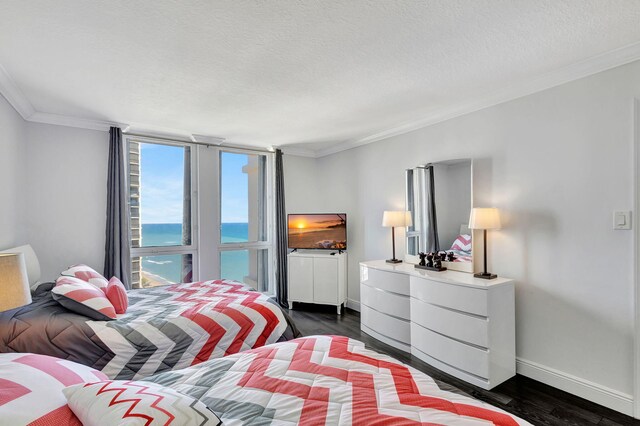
[474,272,497,280]
[386,259,403,264]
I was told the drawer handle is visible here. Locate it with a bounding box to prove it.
[413,322,488,350]
[410,298,488,320]
[363,304,410,322]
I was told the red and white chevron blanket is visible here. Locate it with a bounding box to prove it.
[86,279,290,379]
[145,335,533,425]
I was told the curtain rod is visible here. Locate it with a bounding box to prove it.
[123,132,275,154]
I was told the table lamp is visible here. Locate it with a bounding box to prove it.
[382,211,412,264]
[0,253,31,311]
[468,208,501,279]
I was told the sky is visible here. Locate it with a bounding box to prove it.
[139,143,249,224]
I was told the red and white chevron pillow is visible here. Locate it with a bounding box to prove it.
[0,353,108,425]
[63,380,221,426]
[450,234,472,253]
[61,264,109,291]
[53,276,117,320]
[105,276,129,314]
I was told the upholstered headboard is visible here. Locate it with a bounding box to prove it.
[0,244,41,288]
[459,224,471,235]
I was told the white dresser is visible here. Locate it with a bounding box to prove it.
[288,252,347,314]
[360,260,515,389]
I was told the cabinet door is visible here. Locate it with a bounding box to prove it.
[313,257,338,304]
[288,256,314,303]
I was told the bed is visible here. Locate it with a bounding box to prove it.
[146,335,531,425]
[0,279,299,380]
[0,336,532,425]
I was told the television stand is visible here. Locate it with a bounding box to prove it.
[287,251,347,315]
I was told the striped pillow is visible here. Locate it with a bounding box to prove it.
[61,264,109,292]
[0,353,108,426]
[450,234,472,253]
[105,276,129,314]
[52,276,117,320]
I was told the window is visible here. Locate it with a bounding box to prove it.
[218,150,274,294]
[127,138,274,294]
[128,140,196,288]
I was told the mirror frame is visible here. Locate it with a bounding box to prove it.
[404,159,481,274]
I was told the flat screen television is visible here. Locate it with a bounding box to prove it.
[288,213,347,250]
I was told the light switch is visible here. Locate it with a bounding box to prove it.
[613,211,632,230]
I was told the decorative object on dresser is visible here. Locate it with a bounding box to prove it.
[287,251,347,314]
[382,210,412,263]
[0,253,31,312]
[415,251,447,271]
[360,260,515,390]
[468,207,501,279]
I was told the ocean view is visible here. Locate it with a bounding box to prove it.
[140,223,249,284]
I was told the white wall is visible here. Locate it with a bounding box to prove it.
[285,60,640,412]
[0,94,26,249]
[283,155,321,213]
[23,123,108,281]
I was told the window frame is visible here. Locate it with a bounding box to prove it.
[126,136,200,286]
[125,137,276,294]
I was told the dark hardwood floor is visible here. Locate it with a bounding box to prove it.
[286,303,640,426]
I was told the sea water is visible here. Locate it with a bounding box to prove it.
[140,223,249,283]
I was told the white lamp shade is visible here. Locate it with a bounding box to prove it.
[382,211,412,227]
[468,208,501,230]
[0,253,31,311]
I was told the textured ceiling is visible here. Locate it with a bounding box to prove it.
[1,1,640,153]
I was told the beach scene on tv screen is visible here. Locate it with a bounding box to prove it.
[288,214,347,250]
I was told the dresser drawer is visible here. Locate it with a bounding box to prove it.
[360,266,410,296]
[410,298,488,348]
[361,283,410,320]
[410,276,487,316]
[361,305,410,345]
[411,323,489,379]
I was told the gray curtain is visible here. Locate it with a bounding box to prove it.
[426,165,440,253]
[104,127,132,288]
[274,149,288,308]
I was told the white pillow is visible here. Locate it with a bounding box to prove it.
[63,380,221,426]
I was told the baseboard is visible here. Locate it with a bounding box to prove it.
[346,298,361,312]
[516,357,634,416]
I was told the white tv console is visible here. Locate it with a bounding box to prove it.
[288,251,347,314]
[360,260,515,389]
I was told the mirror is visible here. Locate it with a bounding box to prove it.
[406,159,474,273]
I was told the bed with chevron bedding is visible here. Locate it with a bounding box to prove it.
[0,335,532,425]
[0,279,299,380]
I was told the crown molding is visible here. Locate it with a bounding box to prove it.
[0,63,35,119]
[28,111,128,132]
[2,39,640,158]
[279,145,318,157]
[315,40,640,158]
